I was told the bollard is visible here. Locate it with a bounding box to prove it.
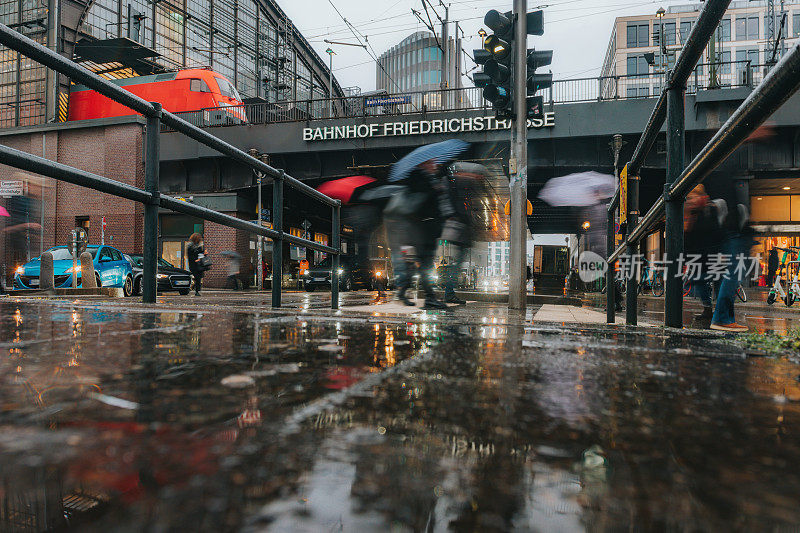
[40,251,54,291]
[80,251,96,288]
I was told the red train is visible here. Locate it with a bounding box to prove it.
[68,68,247,124]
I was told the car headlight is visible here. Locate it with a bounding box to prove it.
[157,273,168,280]
[15,266,24,275]
[375,271,382,277]
[64,266,77,274]
[337,268,344,275]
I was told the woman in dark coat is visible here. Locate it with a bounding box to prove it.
[187,232,205,296]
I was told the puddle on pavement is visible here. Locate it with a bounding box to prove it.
[2,299,800,530]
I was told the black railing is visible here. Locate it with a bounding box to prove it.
[0,22,343,309]
[605,0,800,328]
[168,61,765,130]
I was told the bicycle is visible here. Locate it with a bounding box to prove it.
[766,247,800,306]
[638,262,665,297]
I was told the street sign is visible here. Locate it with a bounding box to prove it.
[301,219,312,230]
[0,180,24,197]
[619,164,628,227]
[365,95,412,107]
[260,208,270,221]
[101,216,106,245]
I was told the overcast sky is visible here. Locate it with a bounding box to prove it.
[282,0,683,92]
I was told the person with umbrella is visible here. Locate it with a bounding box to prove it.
[385,139,470,309]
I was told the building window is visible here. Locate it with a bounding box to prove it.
[680,20,693,43]
[626,21,649,47]
[793,12,800,37]
[735,16,759,41]
[626,53,649,75]
[654,20,676,46]
[719,18,731,41]
[720,50,731,74]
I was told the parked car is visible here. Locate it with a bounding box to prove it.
[302,256,387,292]
[124,254,193,295]
[14,245,134,296]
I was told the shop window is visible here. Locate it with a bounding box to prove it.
[750,195,790,222]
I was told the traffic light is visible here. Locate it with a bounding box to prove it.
[473,8,553,119]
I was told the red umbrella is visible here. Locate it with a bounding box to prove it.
[317,176,377,204]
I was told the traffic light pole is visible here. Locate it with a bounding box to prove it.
[509,0,528,311]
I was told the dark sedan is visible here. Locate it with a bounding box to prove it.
[302,256,388,292]
[125,255,193,295]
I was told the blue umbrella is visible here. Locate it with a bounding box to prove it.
[388,139,470,182]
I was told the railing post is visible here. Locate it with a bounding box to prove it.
[271,171,284,308]
[331,203,340,310]
[606,204,616,323]
[625,174,640,325]
[614,76,619,99]
[664,75,686,328]
[142,102,161,304]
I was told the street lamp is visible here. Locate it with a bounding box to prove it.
[325,48,335,118]
[249,148,269,291]
[655,7,666,89]
[478,28,487,47]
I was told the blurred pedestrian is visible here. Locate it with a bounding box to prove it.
[187,232,207,296]
[767,247,779,287]
[221,250,242,290]
[439,162,487,304]
[710,199,756,332]
[385,140,470,309]
[684,184,724,327]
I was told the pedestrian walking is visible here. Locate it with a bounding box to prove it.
[767,247,779,287]
[710,199,756,332]
[385,140,470,309]
[187,233,209,296]
[684,184,724,327]
[221,250,242,290]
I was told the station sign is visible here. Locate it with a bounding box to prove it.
[303,112,555,142]
[619,164,628,228]
[365,95,412,107]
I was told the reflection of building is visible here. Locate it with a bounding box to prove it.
[0,0,345,129]
[488,241,510,277]
[601,1,800,98]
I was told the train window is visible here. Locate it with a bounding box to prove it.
[190,78,211,93]
[213,76,242,101]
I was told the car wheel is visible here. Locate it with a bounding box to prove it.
[179,289,190,295]
[305,283,315,292]
[133,277,141,296]
[123,275,134,297]
[95,274,102,288]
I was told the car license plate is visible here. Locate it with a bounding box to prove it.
[174,280,189,286]
[29,279,39,286]
[314,277,325,282]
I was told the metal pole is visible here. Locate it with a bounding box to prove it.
[331,204,340,310]
[664,75,685,328]
[328,52,333,117]
[509,0,527,311]
[440,2,449,108]
[257,172,263,291]
[625,173,639,325]
[142,101,161,304]
[71,229,77,288]
[271,171,284,308]
[606,206,615,323]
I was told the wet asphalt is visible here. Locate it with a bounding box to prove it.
[2,290,800,531]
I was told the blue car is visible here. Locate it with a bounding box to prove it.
[14,245,134,296]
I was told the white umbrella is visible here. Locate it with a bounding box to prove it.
[537,171,616,207]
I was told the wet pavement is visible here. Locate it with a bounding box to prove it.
[2,291,800,531]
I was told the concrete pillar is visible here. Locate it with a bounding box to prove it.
[40,251,54,291]
[80,251,96,288]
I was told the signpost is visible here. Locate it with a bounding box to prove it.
[101,216,106,245]
[0,180,24,197]
[619,164,628,228]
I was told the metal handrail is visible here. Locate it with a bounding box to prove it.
[0,22,343,308]
[609,41,800,264]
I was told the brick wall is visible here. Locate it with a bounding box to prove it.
[202,221,252,288]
